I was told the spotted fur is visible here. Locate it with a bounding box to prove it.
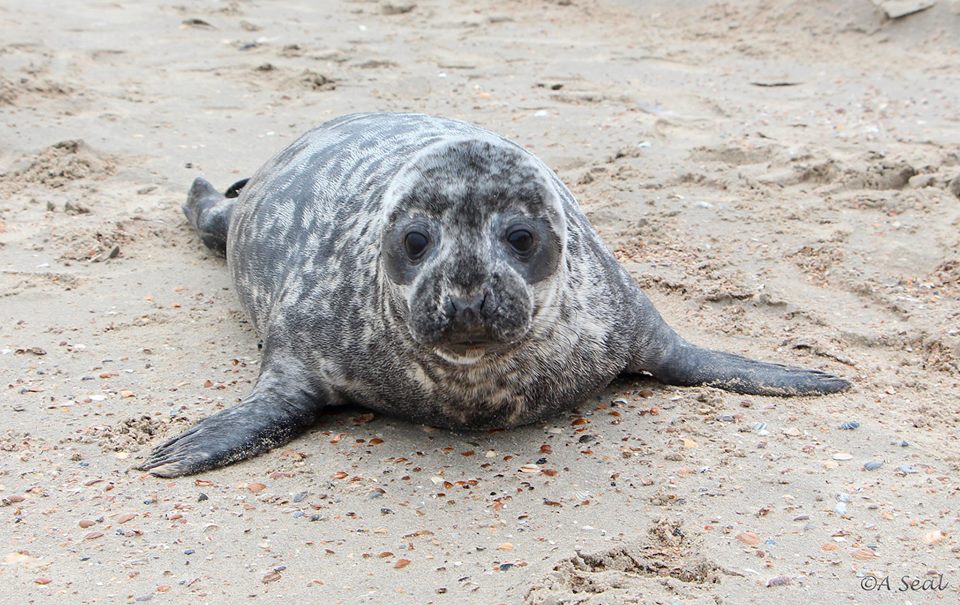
[139,113,849,477]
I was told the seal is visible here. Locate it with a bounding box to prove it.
[140,112,850,477]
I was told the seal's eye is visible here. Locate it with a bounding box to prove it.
[404,231,430,260]
[506,228,534,256]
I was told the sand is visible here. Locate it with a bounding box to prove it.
[1,0,959,603]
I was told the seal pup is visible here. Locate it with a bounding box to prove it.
[140,112,849,477]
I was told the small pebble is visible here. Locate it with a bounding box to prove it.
[184,549,194,555]
[262,571,282,583]
[832,452,853,461]
[834,502,848,515]
[839,421,860,430]
[898,464,919,474]
[292,491,307,503]
[197,493,208,502]
[852,548,877,561]
[863,461,883,471]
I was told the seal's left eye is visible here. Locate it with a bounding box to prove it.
[506,228,534,255]
[404,231,429,260]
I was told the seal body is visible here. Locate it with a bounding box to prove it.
[229,113,640,429]
[142,113,849,477]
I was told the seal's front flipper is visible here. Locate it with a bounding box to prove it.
[645,339,851,396]
[138,367,325,477]
[183,176,241,255]
[625,293,850,396]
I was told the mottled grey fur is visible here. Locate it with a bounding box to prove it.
[140,113,849,477]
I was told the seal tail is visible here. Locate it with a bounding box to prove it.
[183,176,248,254]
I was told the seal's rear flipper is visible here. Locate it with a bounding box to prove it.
[224,177,249,198]
[137,365,326,477]
[183,176,242,255]
[647,340,851,396]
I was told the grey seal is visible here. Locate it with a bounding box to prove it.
[140,112,849,477]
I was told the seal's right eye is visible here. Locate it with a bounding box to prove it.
[404,231,430,260]
[506,228,534,256]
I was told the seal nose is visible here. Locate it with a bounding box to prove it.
[446,293,486,325]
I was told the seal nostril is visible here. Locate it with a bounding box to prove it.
[447,294,486,325]
[444,297,457,319]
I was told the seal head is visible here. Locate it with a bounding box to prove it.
[380,139,564,365]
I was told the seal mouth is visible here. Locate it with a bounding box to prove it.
[445,338,494,354]
[423,325,532,366]
[435,345,488,365]
[434,336,504,365]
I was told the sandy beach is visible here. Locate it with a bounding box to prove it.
[2,0,959,603]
